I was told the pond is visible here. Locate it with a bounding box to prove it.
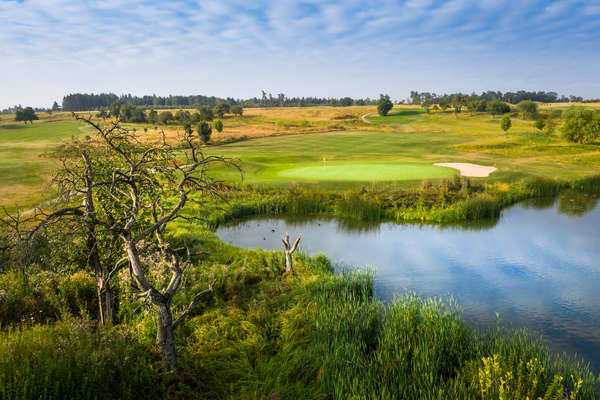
[217,193,600,371]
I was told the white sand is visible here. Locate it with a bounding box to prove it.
[434,162,497,177]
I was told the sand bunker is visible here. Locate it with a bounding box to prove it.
[433,163,497,177]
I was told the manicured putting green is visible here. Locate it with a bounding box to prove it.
[276,162,456,182]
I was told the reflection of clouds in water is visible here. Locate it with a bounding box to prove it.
[218,200,600,369]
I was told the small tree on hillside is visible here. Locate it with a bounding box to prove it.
[198,122,212,143]
[487,100,510,116]
[439,99,450,111]
[452,94,468,113]
[535,118,546,132]
[422,98,433,113]
[158,111,173,125]
[475,100,488,112]
[500,114,512,133]
[544,118,557,136]
[15,107,39,123]
[213,119,223,133]
[148,109,158,124]
[52,101,60,112]
[466,101,478,114]
[214,103,230,119]
[174,110,191,124]
[230,105,243,116]
[517,100,538,120]
[128,106,147,123]
[109,101,122,118]
[560,109,600,144]
[377,94,393,116]
[197,106,214,121]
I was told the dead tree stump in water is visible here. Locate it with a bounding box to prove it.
[282,233,301,274]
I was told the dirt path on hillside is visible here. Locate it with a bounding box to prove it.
[361,112,376,123]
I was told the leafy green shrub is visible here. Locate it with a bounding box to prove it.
[487,100,511,115]
[377,95,393,116]
[561,109,600,144]
[213,118,223,133]
[501,114,512,132]
[517,100,538,120]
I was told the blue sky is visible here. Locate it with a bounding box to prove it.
[1,0,599,108]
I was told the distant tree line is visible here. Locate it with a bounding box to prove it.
[240,91,378,107]
[1,105,51,114]
[61,92,379,111]
[409,90,584,105]
[62,93,232,112]
[1,90,593,115]
[100,101,237,139]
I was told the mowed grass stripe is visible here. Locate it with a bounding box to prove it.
[276,162,456,181]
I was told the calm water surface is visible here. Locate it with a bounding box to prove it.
[217,195,600,370]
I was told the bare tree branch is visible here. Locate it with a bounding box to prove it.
[172,279,216,330]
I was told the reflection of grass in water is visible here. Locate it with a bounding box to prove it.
[558,191,599,217]
[520,196,557,210]
[519,191,599,217]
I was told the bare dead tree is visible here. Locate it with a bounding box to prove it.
[282,232,301,274]
[25,133,125,326]
[21,113,237,370]
[72,114,235,369]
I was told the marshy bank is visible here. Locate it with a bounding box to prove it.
[218,193,600,373]
[202,174,600,229]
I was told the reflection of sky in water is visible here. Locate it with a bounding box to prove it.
[217,200,600,371]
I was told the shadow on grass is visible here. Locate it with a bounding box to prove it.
[0,124,28,130]
[387,109,424,117]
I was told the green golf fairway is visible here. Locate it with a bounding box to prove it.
[276,162,456,182]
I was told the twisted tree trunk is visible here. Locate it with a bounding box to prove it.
[83,151,117,326]
[156,301,178,369]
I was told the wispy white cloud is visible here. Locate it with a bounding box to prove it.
[0,0,599,107]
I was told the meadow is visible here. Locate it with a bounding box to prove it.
[2,103,599,211]
[0,113,90,211]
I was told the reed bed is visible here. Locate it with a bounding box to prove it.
[0,321,161,400]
